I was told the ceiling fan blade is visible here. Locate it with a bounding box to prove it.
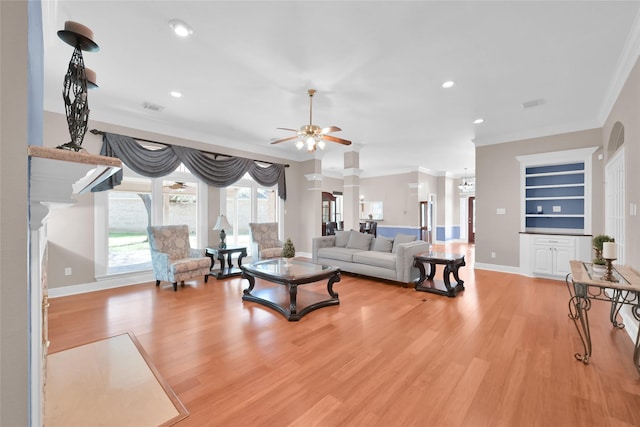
[320,126,342,134]
[322,134,352,146]
[271,135,300,144]
[276,127,299,132]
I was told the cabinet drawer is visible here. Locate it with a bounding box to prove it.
[533,237,575,247]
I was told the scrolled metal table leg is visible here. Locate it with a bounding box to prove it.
[632,304,640,375]
[609,289,627,329]
[565,273,575,299]
[568,290,592,364]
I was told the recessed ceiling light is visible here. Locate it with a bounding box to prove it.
[168,19,193,37]
[170,91,182,98]
[442,81,455,89]
[473,118,484,124]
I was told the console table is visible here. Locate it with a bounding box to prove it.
[567,260,640,374]
[206,246,247,279]
[413,252,466,297]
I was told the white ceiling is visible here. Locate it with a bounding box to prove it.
[41,1,640,179]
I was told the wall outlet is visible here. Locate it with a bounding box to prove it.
[491,252,496,259]
[64,267,72,276]
[552,206,561,213]
[496,208,506,215]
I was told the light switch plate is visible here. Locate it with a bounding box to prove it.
[552,206,561,213]
[496,208,506,215]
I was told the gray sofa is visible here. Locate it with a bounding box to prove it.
[312,230,429,286]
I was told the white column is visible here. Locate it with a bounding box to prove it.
[343,145,362,231]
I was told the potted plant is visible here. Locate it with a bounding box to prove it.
[592,234,614,271]
[282,238,295,265]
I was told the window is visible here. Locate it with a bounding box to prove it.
[162,179,198,248]
[107,177,152,274]
[223,175,281,256]
[96,166,206,277]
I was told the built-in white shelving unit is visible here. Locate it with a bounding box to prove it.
[516,147,598,279]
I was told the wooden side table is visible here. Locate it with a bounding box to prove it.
[206,246,247,279]
[413,252,466,297]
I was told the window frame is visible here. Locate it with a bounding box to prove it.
[94,165,208,278]
[220,175,284,257]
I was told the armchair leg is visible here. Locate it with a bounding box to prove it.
[173,282,178,292]
[204,275,209,283]
[156,280,160,287]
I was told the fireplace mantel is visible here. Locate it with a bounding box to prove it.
[28,146,122,228]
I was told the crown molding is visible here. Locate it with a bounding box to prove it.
[597,8,640,125]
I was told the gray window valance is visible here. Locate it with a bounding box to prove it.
[92,132,287,200]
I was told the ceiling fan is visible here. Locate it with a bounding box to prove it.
[271,89,352,152]
[164,181,188,191]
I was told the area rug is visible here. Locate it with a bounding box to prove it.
[46,332,188,427]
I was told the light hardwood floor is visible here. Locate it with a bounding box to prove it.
[47,243,640,426]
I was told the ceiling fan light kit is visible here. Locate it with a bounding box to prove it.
[272,89,352,152]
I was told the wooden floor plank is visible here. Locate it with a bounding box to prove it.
[47,242,640,426]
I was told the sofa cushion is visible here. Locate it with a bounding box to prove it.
[317,247,361,262]
[371,236,393,252]
[392,233,417,253]
[346,230,374,250]
[353,251,397,270]
[334,230,350,248]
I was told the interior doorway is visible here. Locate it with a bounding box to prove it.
[419,198,434,243]
[468,196,475,244]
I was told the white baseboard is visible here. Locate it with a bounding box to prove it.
[48,272,155,298]
[474,262,521,275]
[603,289,639,346]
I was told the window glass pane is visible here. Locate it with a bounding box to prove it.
[226,185,252,250]
[162,180,198,247]
[257,187,277,222]
[108,178,152,274]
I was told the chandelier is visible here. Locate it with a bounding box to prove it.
[459,168,475,193]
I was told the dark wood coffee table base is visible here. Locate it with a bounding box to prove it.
[413,252,466,297]
[242,260,341,321]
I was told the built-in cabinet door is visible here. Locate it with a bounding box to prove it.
[553,245,575,277]
[532,238,575,276]
[533,245,553,275]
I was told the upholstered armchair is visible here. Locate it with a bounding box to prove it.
[248,222,284,261]
[147,225,211,291]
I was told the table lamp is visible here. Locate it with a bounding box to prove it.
[213,214,232,249]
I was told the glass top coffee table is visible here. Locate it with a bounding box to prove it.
[241,259,341,321]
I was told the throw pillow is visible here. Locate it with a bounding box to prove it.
[334,230,350,248]
[371,236,393,252]
[346,230,373,251]
[392,233,417,253]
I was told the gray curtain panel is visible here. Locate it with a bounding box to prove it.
[93,132,287,200]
